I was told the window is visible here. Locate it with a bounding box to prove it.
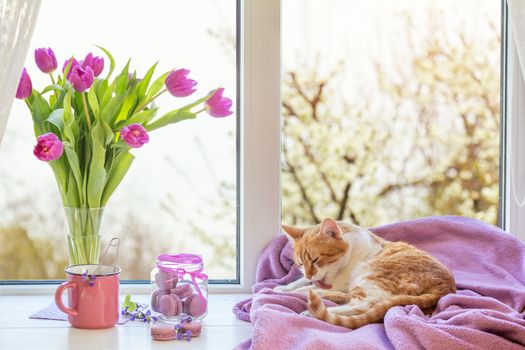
[0,0,238,282]
[282,0,502,227]
[2,0,516,290]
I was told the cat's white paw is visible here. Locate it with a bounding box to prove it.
[300,310,312,317]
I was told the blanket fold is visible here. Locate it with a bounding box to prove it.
[233,216,525,350]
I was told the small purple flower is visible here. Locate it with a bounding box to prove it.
[68,65,94,92]
[16,68,32,99]
[185,331,192,341]
[35,48,58,73]
[80,52,104,77]
[177,332,183,341]
[120,123,149,148]
[165,69,197,97]
[205,88,233,118]
[88,275,96,286]
[62,57,79,79]
[33,133,64,162]
[184,316,192,323]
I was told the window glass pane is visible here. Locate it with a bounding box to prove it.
[0,0,237,281]
[282,0,500,226]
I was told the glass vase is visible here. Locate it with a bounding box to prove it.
[64,207,104,265]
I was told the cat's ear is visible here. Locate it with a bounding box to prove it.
[319,218,342,239]
[282,224,304,241]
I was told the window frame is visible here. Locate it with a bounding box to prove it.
[3,0,520,294]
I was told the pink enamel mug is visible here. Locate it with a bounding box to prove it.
[55,264,121,329]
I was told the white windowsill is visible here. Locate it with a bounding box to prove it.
[0,293,252,350]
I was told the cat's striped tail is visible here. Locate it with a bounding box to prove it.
[307,290,439,329]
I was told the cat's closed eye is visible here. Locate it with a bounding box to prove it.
[312,257,319,265]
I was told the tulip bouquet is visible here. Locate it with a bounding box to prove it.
[16,47,232,264]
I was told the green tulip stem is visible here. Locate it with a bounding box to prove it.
[135,88,167,113]
[48,73,59,100]
[81,93,92,129]
[195,107,206,114]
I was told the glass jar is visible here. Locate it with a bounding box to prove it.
[150,254,208,322]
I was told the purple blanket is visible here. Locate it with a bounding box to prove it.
[233,216,525,350]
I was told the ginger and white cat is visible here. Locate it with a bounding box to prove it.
[276,218,456,329]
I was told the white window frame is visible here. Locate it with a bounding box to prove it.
[0,0,281,295]
[4,0,519,294]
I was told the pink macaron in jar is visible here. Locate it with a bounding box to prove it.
[150,254,208,322]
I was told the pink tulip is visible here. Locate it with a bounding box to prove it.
[62,57,79,79]
[205,88,233,117]
[35,47,58,73]
[165,69,197,97]
[80,52,104,77]
[16,68,32,99]
[120,123,149,148]
[68,65,94,92]
[33,133,64,161]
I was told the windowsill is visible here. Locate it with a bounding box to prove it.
[0,293,252,349]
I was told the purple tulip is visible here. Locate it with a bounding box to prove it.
[165,69,197,97]
[16,68,32,99]
[68,65,94,92]
[62,57,79,79]
[33,133,64,161]
[35,47,58,73]
[80,52,104,77]
[120,123,149,148]
[205,88,233,117]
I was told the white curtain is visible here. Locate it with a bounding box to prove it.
[508,1,525,76]
[0,0,40,147]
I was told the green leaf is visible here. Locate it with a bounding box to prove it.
[94,79,108,104]
[142,71,169,104]
[146,109,196,131]
[62,60,75,87]
[48,157,68,205]
[64,144,84,206]
[114,86,137,124]
[87,87,100,117]
[31,92,52,136]
[87,121,109,208]
[136,62,158,97]
[62,89,76,144]
[41,84,63,95]
[183,88,218,110]
[96,45,116,80]
[45,108,65,136]
[100,94,126,126]
[52,87,68,109]
[115,59,131,95]
[123,295,138,312]
[101,150,134,206]
[65,171,80,207]
[117,108,158,128]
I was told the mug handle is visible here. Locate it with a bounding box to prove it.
[55,281,78,316]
